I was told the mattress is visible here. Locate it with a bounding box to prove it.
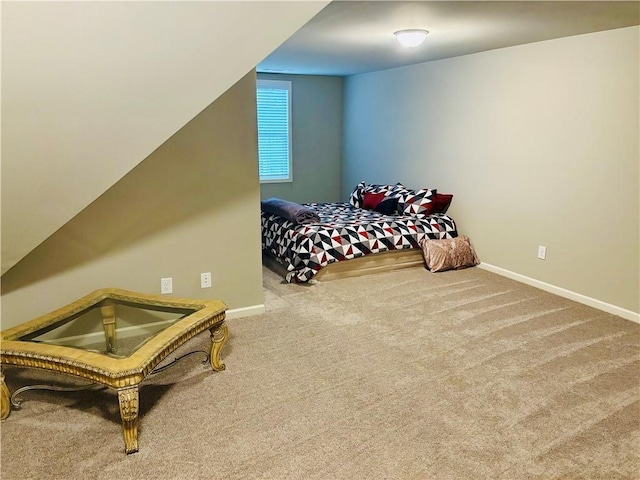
[261,202,457,282]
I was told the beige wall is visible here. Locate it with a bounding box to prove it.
[259,73,343,203]
[1,71,264,328]
[342,27,639,314]
[1,1,329,274]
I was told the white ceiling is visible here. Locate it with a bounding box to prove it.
[259,1,640,76]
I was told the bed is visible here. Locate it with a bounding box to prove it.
[261,187,458,283]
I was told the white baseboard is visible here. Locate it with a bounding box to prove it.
[478,263,639,324]
[226,304,265,320]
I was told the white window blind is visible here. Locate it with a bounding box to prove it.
[257,79,292,183]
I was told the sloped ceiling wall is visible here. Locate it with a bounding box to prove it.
[1,1,329,274]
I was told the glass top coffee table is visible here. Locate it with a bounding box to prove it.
[0,288,228,454]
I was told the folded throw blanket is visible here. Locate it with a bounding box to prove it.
[261,197,321,225]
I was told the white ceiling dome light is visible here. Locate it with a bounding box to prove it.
[394,29,429,48]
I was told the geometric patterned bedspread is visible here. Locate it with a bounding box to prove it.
[261,202,457,283]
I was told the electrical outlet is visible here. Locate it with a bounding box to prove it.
[537,246,547,260]
[201,272,212,288]
[161,277,173,294]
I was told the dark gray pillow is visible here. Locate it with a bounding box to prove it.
[374,196,399,215]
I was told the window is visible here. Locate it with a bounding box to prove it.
[256,79,292,183]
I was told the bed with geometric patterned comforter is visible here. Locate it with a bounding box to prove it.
[261,202,457,283]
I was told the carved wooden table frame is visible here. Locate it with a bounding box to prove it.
[0,288,228,454]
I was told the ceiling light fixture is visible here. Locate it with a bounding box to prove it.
[394,29,429,48]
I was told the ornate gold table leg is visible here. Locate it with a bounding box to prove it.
[117,386,139,454]
[1,373,11,420]
[209,322,228,371]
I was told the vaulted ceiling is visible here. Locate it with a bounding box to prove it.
[1,1,329,274]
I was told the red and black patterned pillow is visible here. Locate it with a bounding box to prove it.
[349,181,366,208]
[350,182,408,209]
[350,182,444,216]
[364,183,409,198]
[398,188,436,217]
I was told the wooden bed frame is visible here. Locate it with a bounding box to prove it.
[262,248,425,282]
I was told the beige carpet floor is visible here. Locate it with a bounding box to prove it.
[1,265,638,479]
